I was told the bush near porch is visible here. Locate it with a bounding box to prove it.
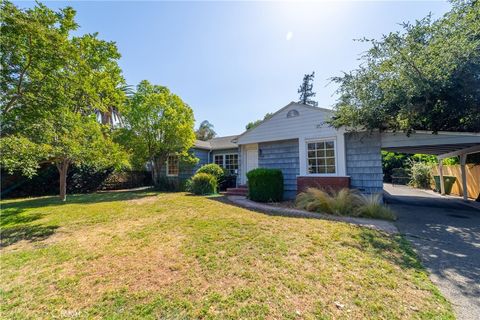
[246,168,283,202]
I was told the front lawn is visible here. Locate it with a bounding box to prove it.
[1,190,453,319]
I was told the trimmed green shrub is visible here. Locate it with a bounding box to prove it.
[190,173,217,195]
[246,168,283,202]
[196,163,224,182]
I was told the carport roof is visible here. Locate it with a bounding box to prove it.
[381,131,480,156]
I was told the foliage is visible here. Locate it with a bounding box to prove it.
[246,168,283,202]
[245,113,273,130]
[189,173,217,195]
[330,0,480,133]
[195,120,216,141]
[296,188,396,220]
[382,151,409,182]
[118,80,197,184]
[295,188,360,216]
[154,176,187,192]
[382,152,461,182]
[0,1,129,201]
[356,193,396,221]
[409,161,433,189]
[196,163,225,182]
[297,71,318,107]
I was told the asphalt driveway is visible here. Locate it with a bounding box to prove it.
[384,184,480,320]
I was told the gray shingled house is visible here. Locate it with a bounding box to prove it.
[163,101,479,199]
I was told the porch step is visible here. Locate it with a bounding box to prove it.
[225,186,248,196]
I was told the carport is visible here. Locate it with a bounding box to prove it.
[381,131,480,200]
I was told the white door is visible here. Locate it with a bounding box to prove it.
[244,145,259,184]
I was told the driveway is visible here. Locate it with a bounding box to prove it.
[384,184,480,320]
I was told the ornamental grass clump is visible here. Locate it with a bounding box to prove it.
[295,187,396,221]
[356,193,396,221]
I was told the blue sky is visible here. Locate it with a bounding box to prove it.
[16,1,451,136]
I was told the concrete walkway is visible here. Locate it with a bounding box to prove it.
[385,184,480,320]
[227,195,398,234]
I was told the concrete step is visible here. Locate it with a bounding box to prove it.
[225,187,248,196]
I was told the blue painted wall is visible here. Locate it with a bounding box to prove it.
[345,132,383,194]
[258,139,300,199]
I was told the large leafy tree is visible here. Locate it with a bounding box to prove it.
[330,0,480,133]
[195,120,216,141]
[0,1,129,200]
[118,80,196,185]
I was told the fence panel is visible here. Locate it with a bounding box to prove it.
[432,164,479,199]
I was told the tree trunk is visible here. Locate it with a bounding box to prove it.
[56,159,70,201]
[152,156,166,186]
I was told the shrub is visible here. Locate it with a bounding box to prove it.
[196,164,225,182]
[295,188,333,213]
[356,193,396,221]
[409,161,432,189]
[295,187,361,215]
[330,188,362,215]
[190,173,217,195]
[295,187,396,220]
[246,168,283,202]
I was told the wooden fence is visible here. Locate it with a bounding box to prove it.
[431,164,480,199]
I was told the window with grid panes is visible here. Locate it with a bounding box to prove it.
[307,140,336,174]
[224,154,238,174]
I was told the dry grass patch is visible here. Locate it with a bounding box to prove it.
[1,191,453,319]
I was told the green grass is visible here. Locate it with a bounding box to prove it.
[1,190,453,319]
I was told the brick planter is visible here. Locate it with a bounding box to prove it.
[297,176,350,193]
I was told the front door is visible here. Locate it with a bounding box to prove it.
[243,144,258,184]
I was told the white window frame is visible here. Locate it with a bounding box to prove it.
[166,155,179,177]
[213,153,239,174]
[305,138,337,176]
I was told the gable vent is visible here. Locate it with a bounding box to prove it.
[287,109,299,118]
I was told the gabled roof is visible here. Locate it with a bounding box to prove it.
[233,101,334,143]
[194,135,239,151]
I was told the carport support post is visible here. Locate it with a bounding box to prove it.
[460,154,468,201]
[438,161,446,195]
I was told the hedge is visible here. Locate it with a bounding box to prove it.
[246,168,283,202]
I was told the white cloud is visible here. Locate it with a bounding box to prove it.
[286,31,293,41]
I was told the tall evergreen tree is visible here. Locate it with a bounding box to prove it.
[297,72,318,107]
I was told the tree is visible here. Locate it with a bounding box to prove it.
[1,110,129,200]
[245,113,273,130]
[298,72,318,107]
[0,1,129,201]
[119,80,196,185]
[329,0,480,133]
[195,120,216,141]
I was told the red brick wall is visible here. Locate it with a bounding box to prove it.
[297,176,350,193]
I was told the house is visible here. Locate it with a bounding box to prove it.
[234,102,383,199]
[159,101,383,197]
[158,135,240,185]
[163,101,479,199]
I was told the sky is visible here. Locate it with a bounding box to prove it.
[15,0,452,136]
